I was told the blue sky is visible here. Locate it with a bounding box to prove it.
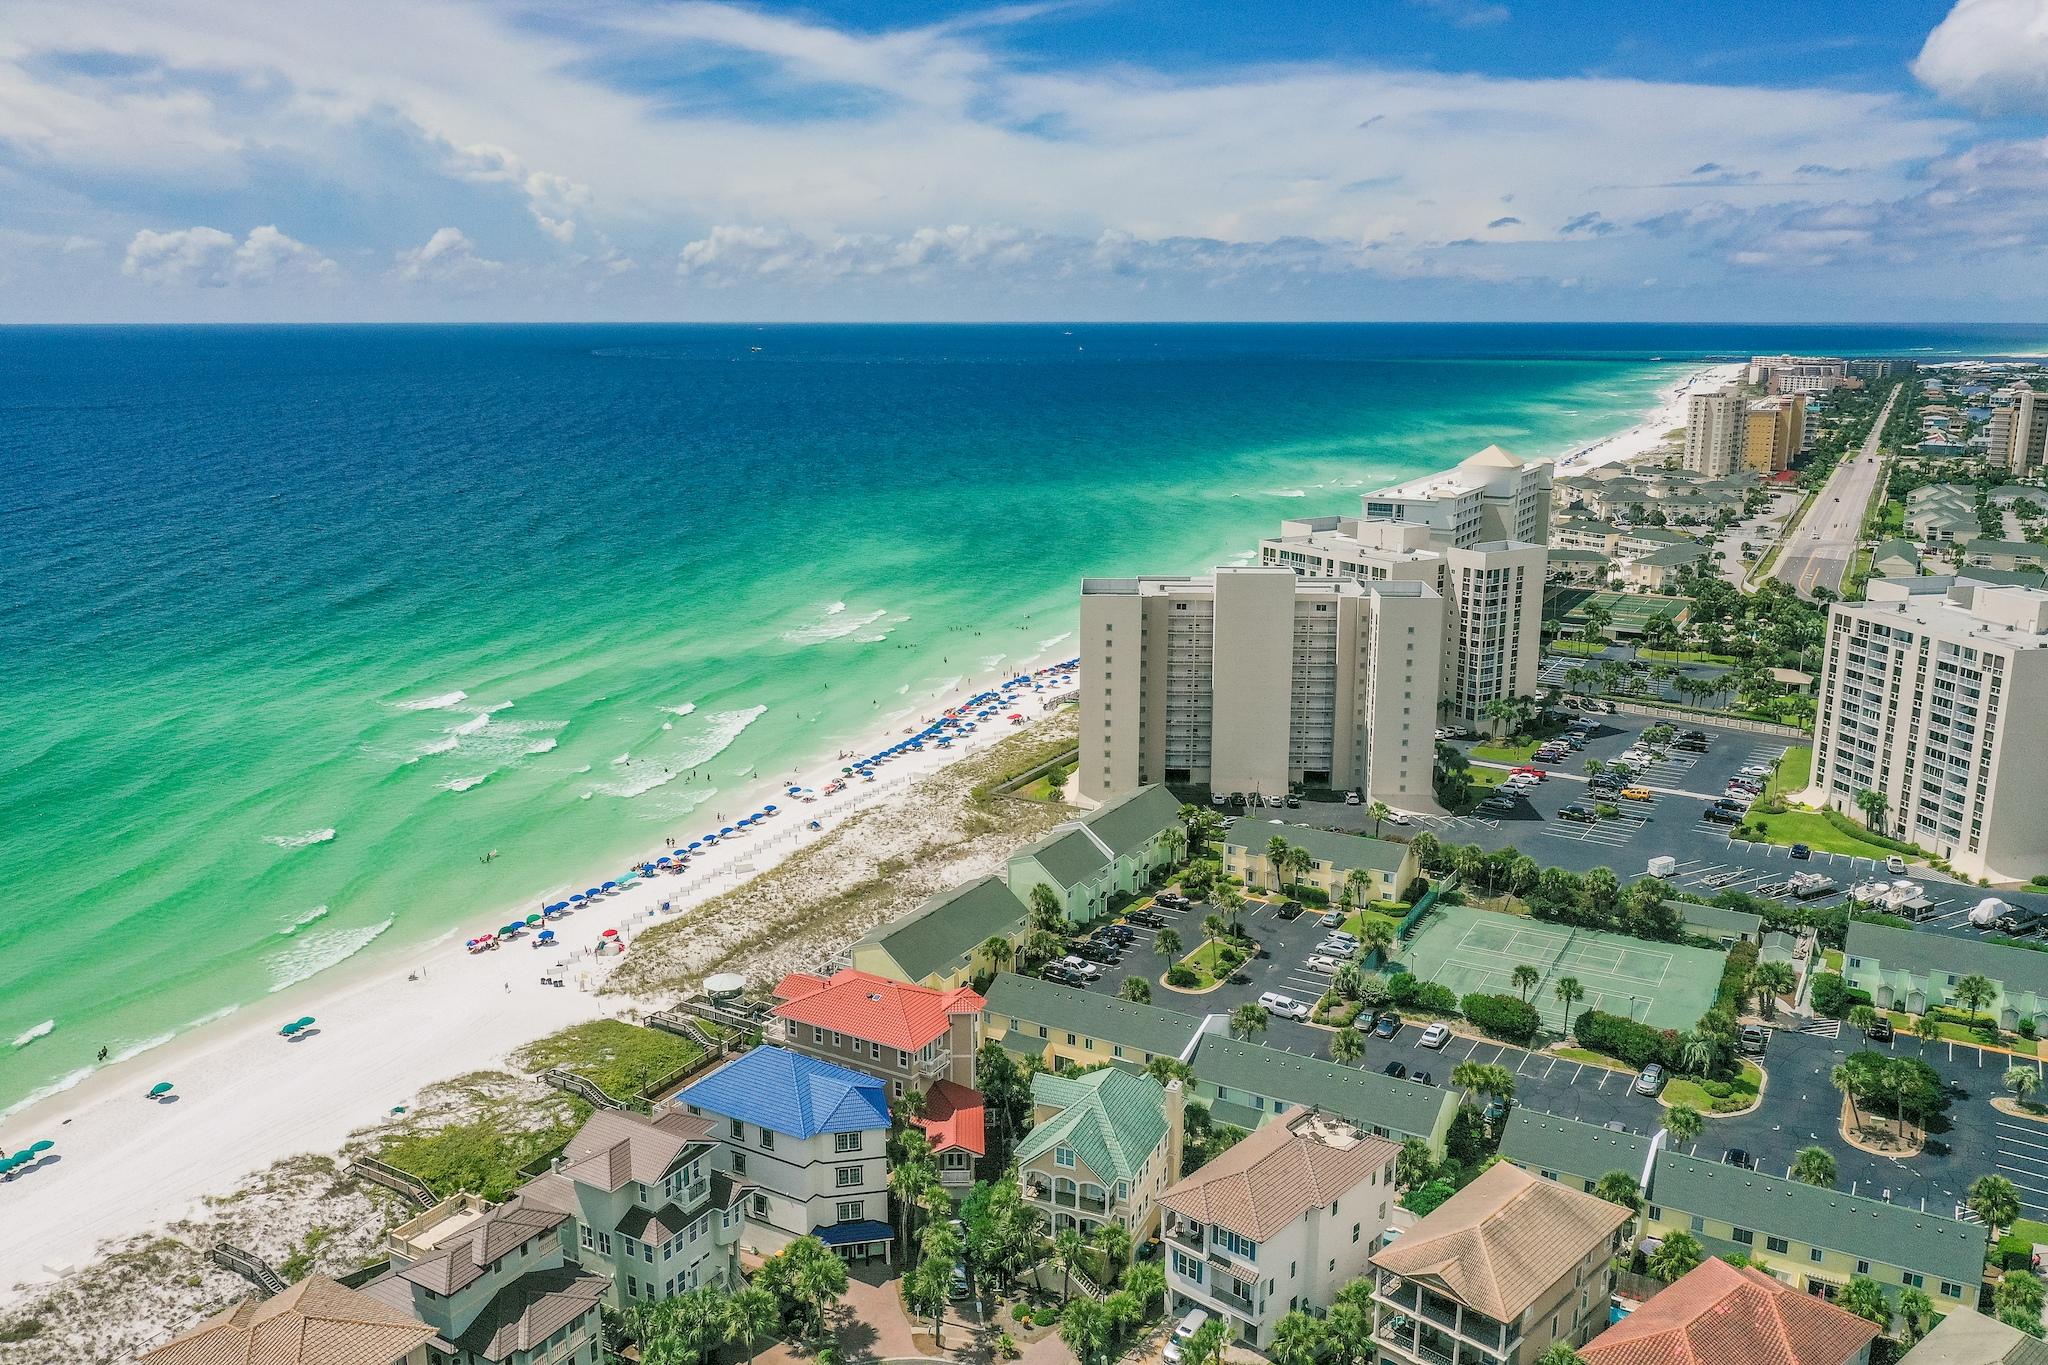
[1,0,2045,321]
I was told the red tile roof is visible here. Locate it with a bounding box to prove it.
[1580,1259,1880,1365]
[915,1080,986,1157]
[772,969,982,1051]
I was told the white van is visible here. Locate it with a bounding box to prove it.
[1164,1309,1210,1363]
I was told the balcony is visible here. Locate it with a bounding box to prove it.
[1169,1222,1203,1252]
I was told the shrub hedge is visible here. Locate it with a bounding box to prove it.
[1459,992,1542,1045]
[1574,1009,1676,1069]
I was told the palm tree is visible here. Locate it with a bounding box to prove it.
[1898,1286,1937,1346]
[1330,1027,1366,1066]
[889,1134,937,1259]
[1270,1310,1328,1365]
[1051,1225,1085,1301]
[1454,843,1489,894]
[1058,1296,1111,1365]
[979,934,1016,975]
[1345,867,1375,912]
[1954,973,1999,1025]
[1155,925,1183,960]
[1118,976,1151,1003]
[1510,964,1540,1002]
[1846,1004,1880,1041]
[2008,1065,2042,1109]
[1647,1229,1703,1283]
[1554,976,1586,1039]
[1230,1002,1269,1042]
[1751,960,1796,1020]
[1200,912,1227,946]
[1093,1222,1133,1278]
[1285,845,1316,894]
[1792,1146,1837,1188]
[1028,882,1065,934]
[1023,928,1064,968]
[1266,836,1293,891]
[1593,1170,1642,1216]
[1854,787,1890,832]
[1831,1061,1866,1130]
[1674,1029,1715,1078]
[1359,919,1395,964]
[1662,1104,1704,1149]
[1838,1277,1893,1333]
[1367,801,1391,837]
[726,1286,781,1365]
[1971,1174,2023,1237]
[1217,884,1246,937]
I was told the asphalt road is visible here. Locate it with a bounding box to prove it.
[1772,384,1899,599]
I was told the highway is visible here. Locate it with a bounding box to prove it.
[1772,382,1900,599]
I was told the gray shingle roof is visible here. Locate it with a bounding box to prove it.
[1017,827,1111,888]
[1499,1110,1650,1186]
[1186,1034,1455,1144]
[1668,900,1762,938]
[1648,1151,1986,1288]
[860,876,1025,981]
[983,973,1204,1059]
[1083,785,1182,859]
[1223,820,1410,875]
[1846,920,2048,998]
[1900,1309,2048,1364]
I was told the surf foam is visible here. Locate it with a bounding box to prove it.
[11,1019,53,1049]
[263,827,337,849]
[279,905,330,937]
[394,689,468,711]
[783,604,887,644]
[265,917,394,994]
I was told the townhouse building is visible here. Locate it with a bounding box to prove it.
[1842,920,2048,1031]
[1220,820,1418,905]
[851,875,1026,990]
[1005,784,1184,924]
[1157,1109,1399,1348]
[1015,1067,1181,1246]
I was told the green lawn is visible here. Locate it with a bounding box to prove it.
[1823,948,1844,973]
[1768,745,1813,801]
[1471,739,1543,764]
[1662,1060,1762,1115]
[1740,809,1902,860]
[1548,638,1607,656]
[1638,647,1741,666]
[1338,909,1404,943]
[1175,937,1248,990]
[1555,1047,1630,1072]
[1878,1010,2036,1055]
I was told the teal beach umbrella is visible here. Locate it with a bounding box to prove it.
[148,1081,173,1097]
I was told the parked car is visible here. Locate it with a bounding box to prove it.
[1165,1310,1210,1365]
[1041,964,1086,986]
[1419,1023,1451,1049]
[1259,991,1310,1021]
[1411,1070,1434,1086]
[1381,1061,1408,1079]
[1703,807,1738,824]
[1790,843,1811,860]
[1321,909,1347,929]
[1285,794,1301,808]
[1620,786,1652,801]
[1372,1012,1402,1039]
[1276,900,1304,921]
[1126,909,1164,928]
[1634,1063,1666,1096]
[1316,939,1357,960]
[1512,765,1548,780]
[1741,764,1773,778]
[1384,810,1412,825]
[1482,1096,1507,1125]
[1210,793,1228,806]
[1560,804,1597,823]
[1739,1025,1768,1055]
[1304,954,1343,975]
[1479,797,1517,813]
[950,1264,971,1300]
[1866,1016,1894,1042]
[1060,955,1103,980]
[1344,790,1361,805]
[1722,1148,1753,1170]
[1886,855,1908,874]
[1674,738,1707,753]
[1714,797,1746,812]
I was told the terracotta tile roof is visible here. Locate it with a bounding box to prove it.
[559,1107,712,1192]
[1580,1259,1880,1365]
[773,969,983,1051]
[139,1274,436,1365]
[1370,1161,1630,1324]
[915,1079,987,1157]
[448,1266,609,1363]
[1159,1110,1398,1242]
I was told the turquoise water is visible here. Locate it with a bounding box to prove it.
[0,323,2031,1117]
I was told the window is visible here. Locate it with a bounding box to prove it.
[731,1151,747,1176]
[837,1165,864,1188]
[1856,1260,1870,1275]
[760,1129,775,1151]
[1766,1236,1789,1255]
[1902,1271,1925,1289]
[813,1027,823,1044]
[1690,1215,1704,1234]
[580,1224,594,1250]
[1809,1248,1823,1263]
[1055,1146,1076,1168]
[1732,1228,1754,1246]
[1941,1281,1963,1299]
[1352,1223,1360,1243]
[837,1200,864,1223]
[836,1131,863,1153]
[898,1049,910,1069]
[730,1118,745,1139]
[871,1041,882,1059]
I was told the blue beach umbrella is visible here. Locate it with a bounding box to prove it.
[688,841,702,850]
[28,1140,53,1154]
[601,881,617,891]
[720,826,736,835]
[585,887,603,898]
[501,922,523,935]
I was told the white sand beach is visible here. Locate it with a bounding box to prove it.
[0,660,1076,1306]
[1552,362,1745,475]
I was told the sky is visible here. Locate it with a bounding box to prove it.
[2,0,2047,322]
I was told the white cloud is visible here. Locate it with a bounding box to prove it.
[121,224,335,286]
[1914,0,2048,115]
[393,227,500,285]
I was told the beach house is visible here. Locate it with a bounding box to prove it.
[140,1275,437,1365]
[1578,1257,1880,1365]
[1005,784,1184,925]
[851,875,1025,989]
[1899,1308,2048,1363]
[672,1046,894,1261]
[1370,1162,1631,1365]
[360,1191,609,1365]
[1015,1067,1181,1247]
[1220,820,1417,905]
[512,1107,749,1307]
[1158,1109,1399,1348]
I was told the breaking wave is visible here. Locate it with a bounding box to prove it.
[265,917,394,994]
[394,689,468,711]
[279,905,330,937]
[263,827,336,849]
[783,603,888,644]
[12,1019,54,1049]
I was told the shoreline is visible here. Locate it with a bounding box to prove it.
[0,358,1697,1310]
[1551,362,1744,475]
[0,654,1073,1302]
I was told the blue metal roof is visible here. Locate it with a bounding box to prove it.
[815,1219,893,1248]
[676,1045,891,1139]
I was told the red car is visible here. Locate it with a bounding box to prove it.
[1511,766,1548,780]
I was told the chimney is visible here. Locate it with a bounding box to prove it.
[1164,1079,1186,1185]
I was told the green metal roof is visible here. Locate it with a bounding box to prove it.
[1082,785,1182,860]
[1648,1151,1986,1288]
[1961,566,2048,588]
[1014,1068,1169,1184]
[1185,1034,1454,1143]
[1546,548,1612,563]
[861,876,1024,981]
[1014,827,1110,890]
[1222,820,1410,875]
[1967,539,2048,561]
[1499,1110,1650,1185]
[1667,900,1761,937]
[982,973,1204,1059]
[1637,541,1708,567]
[1873,539,1922,563]
[1846,921,2048,999]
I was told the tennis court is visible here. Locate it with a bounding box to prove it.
[1397,904,1722,1033]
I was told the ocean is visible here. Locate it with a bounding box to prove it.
[1,321,2039,1117]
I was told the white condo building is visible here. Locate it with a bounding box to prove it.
[1077,567,1442,807]
[1986,387,2048,475]
[1360,443,1552,546]
[1811,577,2048,882]
[1682,386,1745,478]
